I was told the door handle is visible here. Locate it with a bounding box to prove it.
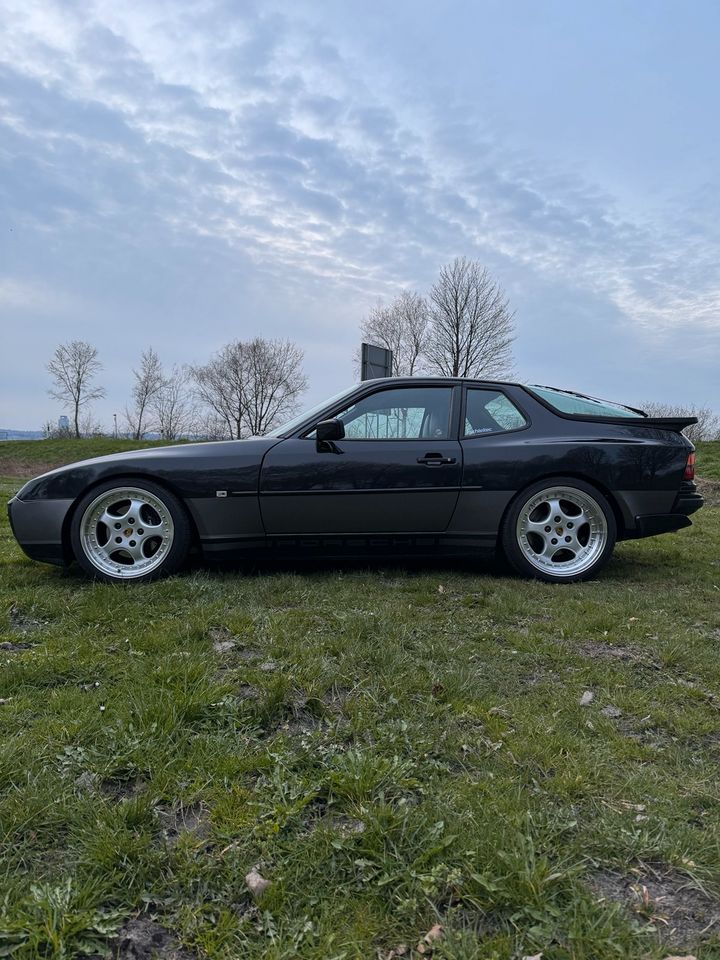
[417,455,457,465]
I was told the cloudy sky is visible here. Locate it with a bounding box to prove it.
[1,0,719,430]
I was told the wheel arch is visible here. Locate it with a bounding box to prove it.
[497,471,627,548]
[61,472,201,562]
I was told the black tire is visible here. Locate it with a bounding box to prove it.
[501,476,617,584]
[70,478,192,584]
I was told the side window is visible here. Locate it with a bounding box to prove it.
[332,387,453,440]
[464,389,527,437]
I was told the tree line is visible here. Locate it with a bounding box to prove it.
[44,255,719,441]
[46,338,308,440]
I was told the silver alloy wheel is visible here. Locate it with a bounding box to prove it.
[79,486,175,579]
[516,485,608,578]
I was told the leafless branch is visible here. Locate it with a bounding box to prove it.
[360,290,429,376]
[190,338,307,438]
[641,401,720,442]
[152,366,197,440]
[47,340,105,438]
[125,348,165,439]
[425,257,514,379]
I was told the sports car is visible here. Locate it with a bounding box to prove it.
[7,378,704,584]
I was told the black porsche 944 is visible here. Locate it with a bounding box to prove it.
[8,379,703,584]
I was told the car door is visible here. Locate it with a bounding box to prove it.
[259,383,463,535]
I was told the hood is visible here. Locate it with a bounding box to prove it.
[15,436,281,501]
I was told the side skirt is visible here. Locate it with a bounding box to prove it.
[200,532,498,558]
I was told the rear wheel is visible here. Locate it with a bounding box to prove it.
[501,477,616,583]
[70,479,191,583]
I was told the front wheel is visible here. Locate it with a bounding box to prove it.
[70,479,191,583]
[501,478,616,583]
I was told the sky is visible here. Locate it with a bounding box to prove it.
[1,0,719,430]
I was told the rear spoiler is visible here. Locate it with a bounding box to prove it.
[631,416,698,432]
[565,414,698,431]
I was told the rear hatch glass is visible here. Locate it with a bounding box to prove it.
[528,385,645,419]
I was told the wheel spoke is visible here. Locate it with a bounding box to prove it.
[98,538,119,560]
[97,508,122,529]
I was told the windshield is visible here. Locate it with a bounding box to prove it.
[265,385,360,437]
[529,385,644,419]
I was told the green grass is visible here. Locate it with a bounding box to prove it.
[697,440,720,481]
[0,438,192,478]
[1,440,719,959]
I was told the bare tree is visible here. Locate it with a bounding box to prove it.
[191,409,231,441]
[47,340,105,438]
[641,402,720,443]
[425,257,514,379]
[242,338,308,435]
[125,348,165,439]
[360,290,429,376]
[152,366,197,441]
[191,338,307,438]
[191,341,247,439]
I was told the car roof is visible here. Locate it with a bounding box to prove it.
[358,376,521,388]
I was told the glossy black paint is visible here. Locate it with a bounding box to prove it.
[7,378,702,568]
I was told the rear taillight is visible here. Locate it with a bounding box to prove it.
[684,452,695,481]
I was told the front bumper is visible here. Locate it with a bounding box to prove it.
[7,495,73,566]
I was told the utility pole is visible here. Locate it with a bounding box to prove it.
[113,413,118,438]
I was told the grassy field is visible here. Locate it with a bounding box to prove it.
[1,440,719,959]
[0,438,187,479]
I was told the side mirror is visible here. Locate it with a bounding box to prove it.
[315,418,345,442]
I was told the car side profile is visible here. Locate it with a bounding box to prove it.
[8,379,704,584]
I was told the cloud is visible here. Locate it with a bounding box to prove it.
[0,0,718,427]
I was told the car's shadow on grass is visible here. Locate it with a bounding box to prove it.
[46,549,512,584]
[203,551,511,581]
[44,541,672,586]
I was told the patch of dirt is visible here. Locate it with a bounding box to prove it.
[208,625,260,660]
[589,864,720,947]
[615,716,674,749]
[522,666,560,687]
[100,776,147,800]
[275,688,352,736]
[281,711,326,736]
[697,476,720,507]
[305,811,366,837]
[321,684,353,714]
[7,603,45,634]
[236,646,261,661]
[577,639,657,668]
[156,801,211,848]
[209,625,236,653]
[106,918,196,959]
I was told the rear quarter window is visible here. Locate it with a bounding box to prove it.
[464,389,527,437]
